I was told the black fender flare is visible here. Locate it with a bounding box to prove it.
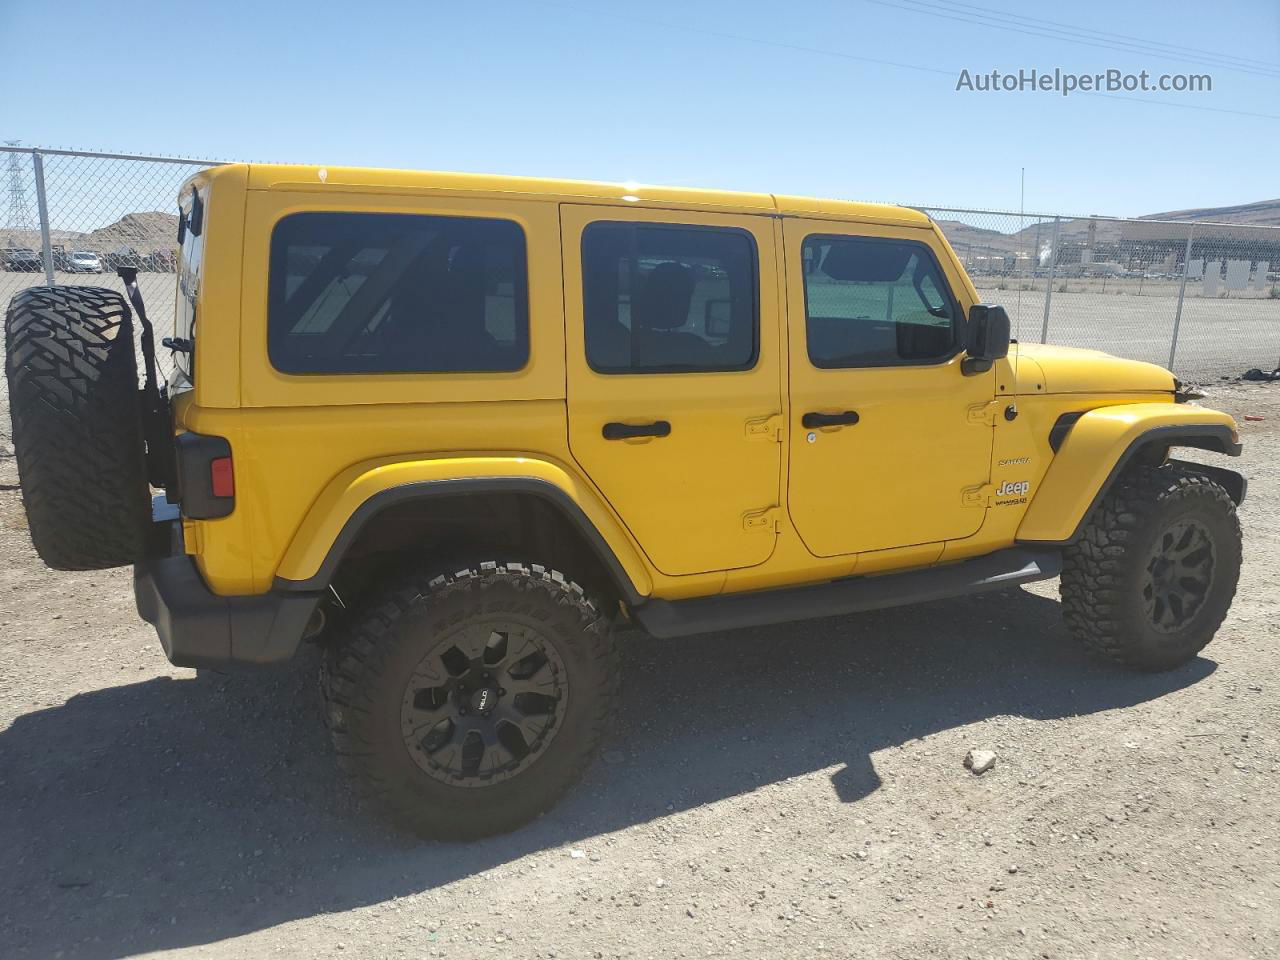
[271,476,647,606]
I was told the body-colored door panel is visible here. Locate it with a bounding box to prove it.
[561,204,783,577]
[783,219,995,558]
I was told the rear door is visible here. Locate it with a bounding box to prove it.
[561,205,783,576]
[783,219,996,557]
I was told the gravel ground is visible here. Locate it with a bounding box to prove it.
[1,384,1278,960]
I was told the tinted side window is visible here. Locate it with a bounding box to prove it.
[582,223,757,373]
[269,212,528,374]
[803,236,958,368]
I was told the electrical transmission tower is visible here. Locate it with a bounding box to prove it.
[5,140,35,236]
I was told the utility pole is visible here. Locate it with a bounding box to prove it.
[4,140,36,242]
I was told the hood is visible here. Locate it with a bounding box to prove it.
[1012,342,1176,395]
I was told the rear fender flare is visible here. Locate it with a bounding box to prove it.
[272,456,652,604]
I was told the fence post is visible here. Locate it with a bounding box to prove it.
[1039,217,1060,343]
[1168,223,1195,372]
[31,149,55,286]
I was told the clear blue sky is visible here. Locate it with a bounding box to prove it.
[4,0,1278,216]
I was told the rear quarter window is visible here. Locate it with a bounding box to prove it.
[268,212,529,375]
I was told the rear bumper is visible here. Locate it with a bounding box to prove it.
[134,521,321,668]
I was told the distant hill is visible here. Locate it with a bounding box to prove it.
[1139,199,1280,227]
[933,198,1280,256]
[87,211,177,250]
[1,211,177,254]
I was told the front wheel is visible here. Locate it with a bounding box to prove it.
[321,562,618,839]
[1061,464,1242,671]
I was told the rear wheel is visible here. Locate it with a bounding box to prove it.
[1061,464,1241,671]
[321,561,618,839]
[4,286,151,569]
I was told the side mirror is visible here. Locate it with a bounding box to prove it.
[962,304,1011,375]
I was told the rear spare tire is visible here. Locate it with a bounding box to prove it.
[5,286,151,569]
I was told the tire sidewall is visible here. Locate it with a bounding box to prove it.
[340,567,611,836]
[1116,480,1241,668]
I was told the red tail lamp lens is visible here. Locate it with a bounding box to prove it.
[210,456,235,498]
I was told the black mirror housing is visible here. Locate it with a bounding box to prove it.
[963,304,1011,374]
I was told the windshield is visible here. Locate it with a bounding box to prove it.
[173,182,205,386]
[72,252,95,259]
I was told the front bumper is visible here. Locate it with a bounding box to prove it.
[134,521,321,668]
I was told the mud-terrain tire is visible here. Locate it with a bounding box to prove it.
[4,286,151,570]
[322,562,618,839]
[1061,464,1241,672]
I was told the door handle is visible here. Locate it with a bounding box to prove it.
[602,420,672,440]
[802,411,860,429]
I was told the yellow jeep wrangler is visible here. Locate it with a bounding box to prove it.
[4,164,1244,838]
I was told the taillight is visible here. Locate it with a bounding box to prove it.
[173,432,234,519]
[210,456,235,498]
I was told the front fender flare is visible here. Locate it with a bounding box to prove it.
[272,456,653,603]
[1017,403,1241,543]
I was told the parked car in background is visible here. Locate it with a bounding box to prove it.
[103,248,149,272]
[66,251,104,274]
[3,248,43,272]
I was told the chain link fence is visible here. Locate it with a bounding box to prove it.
[919,206,1280,380]
[3,145,1279,382]
[1,146,220,382]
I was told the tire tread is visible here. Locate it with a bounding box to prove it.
[4,285,150,570]
[320,561,618,839]
[1060,463,1240,670]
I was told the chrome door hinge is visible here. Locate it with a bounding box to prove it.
[961,483,994,508]
[967,401,1000,426]
[745,413,784,442]
[743,506,781,532]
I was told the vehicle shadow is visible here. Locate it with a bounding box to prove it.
[0,587,1214,959]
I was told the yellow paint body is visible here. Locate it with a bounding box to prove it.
[173,164,1240,601]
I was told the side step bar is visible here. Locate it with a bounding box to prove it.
[632,547,1063,639]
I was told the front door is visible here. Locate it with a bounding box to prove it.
[562,205,783,577]
[783,219,996,558]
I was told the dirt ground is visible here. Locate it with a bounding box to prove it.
[1,384,1278,960]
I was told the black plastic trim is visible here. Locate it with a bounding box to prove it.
[633,547,1061,639]
[1166,458,1247,505]
[135,526,320,668]
[1048,411,1086,452]
[272,477,646,606]
[603,420,671,440]
[1019,424,1242,545]
[801,410,860,429]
